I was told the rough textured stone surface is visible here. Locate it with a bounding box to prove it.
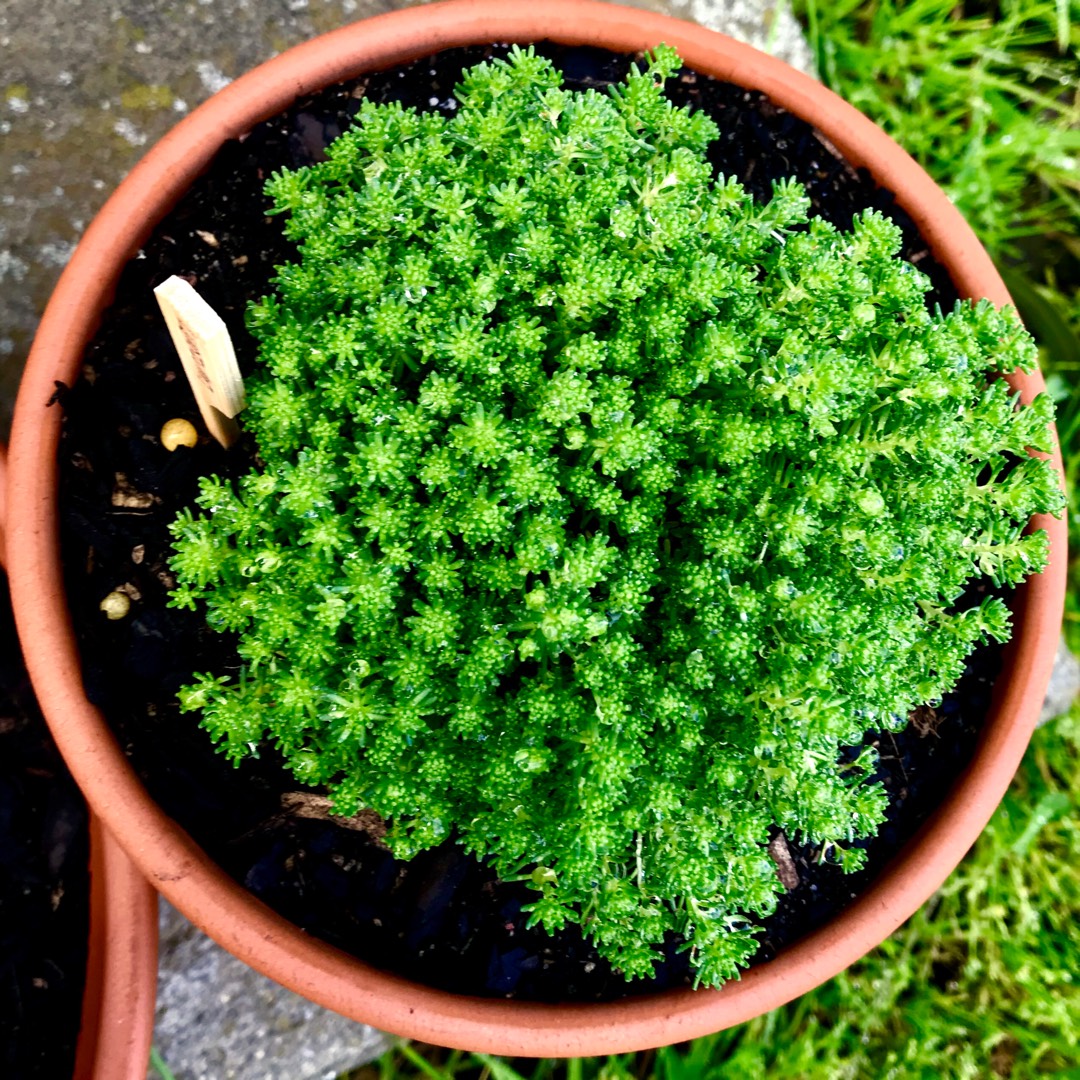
[0,0,811,437]
[668,0,814,72]
[151,899,395,1080]
[1039,635,1080,726]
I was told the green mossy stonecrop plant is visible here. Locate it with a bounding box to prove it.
[167,45,1064,988]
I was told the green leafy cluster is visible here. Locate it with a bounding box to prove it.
[168,46,1063,988]
[367,711,1080,1079]
[798,0,1080,664]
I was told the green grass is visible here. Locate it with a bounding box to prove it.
[800,0,1080,651]
[354,2,1080,1077]
[149,1046,179,1080]
[803,0,1080,261]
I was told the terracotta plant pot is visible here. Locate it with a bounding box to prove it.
[0,446,158,1080]
[6,0,1066,1057]
[72,821,159,1080]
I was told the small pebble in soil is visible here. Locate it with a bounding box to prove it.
[99,591,131,620]
[160,417,199,451]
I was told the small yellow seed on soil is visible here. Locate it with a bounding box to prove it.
[99,591,131,620]
[160,418,198,451]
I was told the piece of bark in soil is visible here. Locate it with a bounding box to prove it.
[111,472,159,509]
[279,793,390,849]
[768,832,800,891]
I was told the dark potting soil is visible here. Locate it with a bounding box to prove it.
[57,44,1002,1002]
[0,584,90,1077]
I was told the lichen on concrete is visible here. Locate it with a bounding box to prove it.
[0,0,399,436]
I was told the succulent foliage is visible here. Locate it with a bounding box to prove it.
[169,46,1063,987]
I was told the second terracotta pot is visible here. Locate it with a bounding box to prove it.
[73,821,158,1080]
[0,447,157,1080]
[6,0,1066,1057]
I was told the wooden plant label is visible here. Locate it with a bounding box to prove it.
[153,275,246,447]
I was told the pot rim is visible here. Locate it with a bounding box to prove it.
[6,0,1067,1057]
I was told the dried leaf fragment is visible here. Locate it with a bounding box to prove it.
[910,704,942,738]
[111,473,159,509]
[116,581,142,602]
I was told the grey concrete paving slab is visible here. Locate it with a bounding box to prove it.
[0,0,811,435]
[153,899,394,1080]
